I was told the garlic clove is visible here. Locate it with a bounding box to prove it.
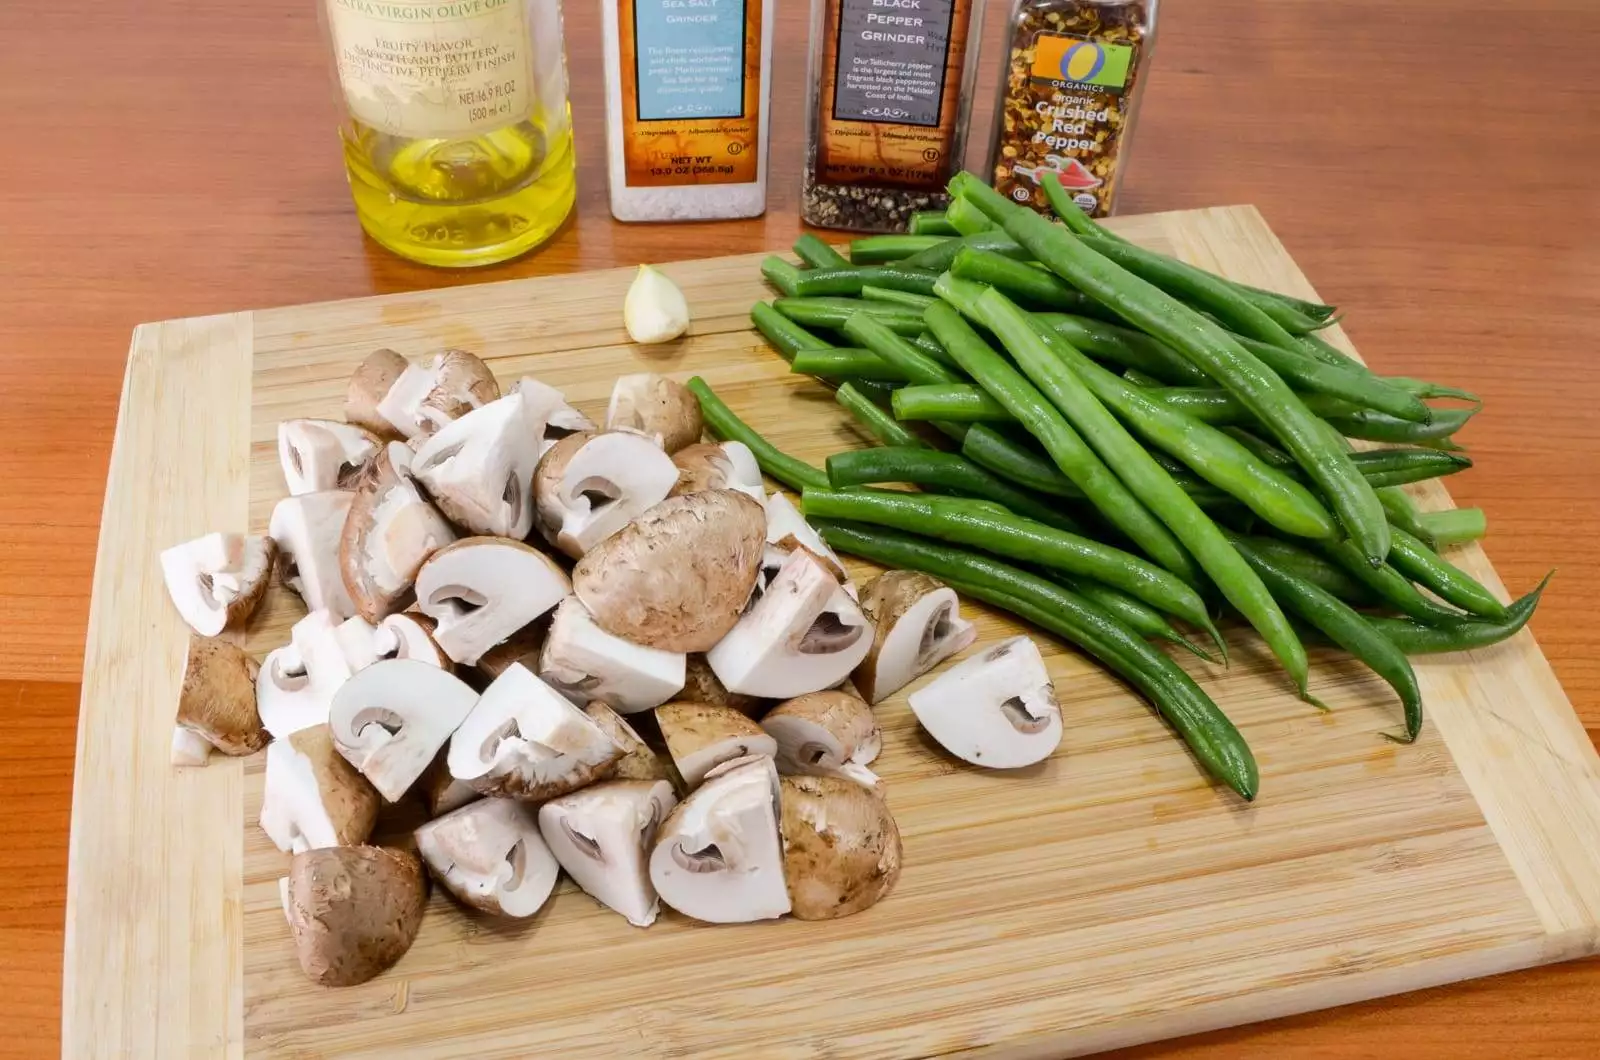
[623,265,691,345]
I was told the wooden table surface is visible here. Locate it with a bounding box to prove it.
[3,0,1598,1056]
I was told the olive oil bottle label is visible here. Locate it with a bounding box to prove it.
[326,0,535,139]
[618,0,763,186]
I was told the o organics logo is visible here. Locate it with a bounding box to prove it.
[1030,34,1134,91]
[1061,42,1106,83]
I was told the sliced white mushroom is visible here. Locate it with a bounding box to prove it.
[583,702,672,782]
[446,662,622,800]
[418,753,482,816]
[340,445,457,622]
[656,702,777,790]
[160,532,276,637]
[327,659,481,801]
[668,441,765,502]
[853,571,977,704]
[260,726,381,853]
[647,755,789,923]
[513,377,597,458]
[170,726,213,767]
[376,348,500,441]
[532,431,679,558]
[706,550,874,699]
[537,595,685,713]
[764,492,852,588]
[411,392,541,538]
[270,491,359,620]
[413,537,570,666]
[257,609,357,738]
[539,779,677,926]
[346,348,410,440]
[906,636,1062,768]
[278,419,382,496]
[176,634,268,756]
[604,373,702,453]
[761,690,882,790]
[414,798,560,917]
[779,775,902,920]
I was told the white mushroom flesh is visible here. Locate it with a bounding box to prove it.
[412,392,541,538]
[259,729,378,853]
[270,490,358,620]
[328,659,481,801]
[906,636,1062,769]
[348,461,457,612]
[534,432,679,558]
[278,419,381,496]
[414,537,571,666]
[537,595,685,713]
[538,779,678,926]
[160,532,276,637]
[415,798,560,917]
[256,609,357,738]
[854,572,977,704]
[764,492,853,590]
[170,725,213,767]
[514,377,596,457]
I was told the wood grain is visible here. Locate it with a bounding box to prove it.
[5,0,1600,1056]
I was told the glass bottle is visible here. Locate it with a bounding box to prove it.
[317,0,578,267]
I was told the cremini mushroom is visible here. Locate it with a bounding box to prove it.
[539,779,678,926]
[411,392,541,538]
[538,595,685,713]
[907,636,1062,768]
[680,653,769,718]
[667,440,765,502]
[604,373,702,453]
[285,845,426,987]
[341,443,457,622]
[278,418,382,496]
[256,609,356,738]
[447,662,623,800]
[376,348,499,441]
[271,490,358,620]
[414,798,560,917]
[169,726,213,767]
[572,490,766,653]
[175,634,268,757]
[647,755,789,923]
[583,702,672,782]
[764,491,852,587]
[473,619,548,684]
[260,725,380,853]
[160,532,276,637]
[761,690,882,790]
[413,537,571,666]
[706,550,874,699]
[532,430,680,557]
[656,701,777,790]
[853,571,977,704]
[514,377,597,457]
[327,658,481,802]
[779,775,902,920]
[418,752,482,816]
[345,348,410,439]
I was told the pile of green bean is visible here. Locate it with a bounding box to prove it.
[710,172,1548,800]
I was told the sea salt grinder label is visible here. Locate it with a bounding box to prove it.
[325,0,535,139]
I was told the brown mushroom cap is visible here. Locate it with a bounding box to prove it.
[656,701,776,789]
[177,634,267,756]
[584,702,672,782]
[605,373,703,454]
[668,442,736,497]
[680,653,769,718]
[286,726,381,847]
[472,618,549,684]
[424,349,500,428]
[345,349,409,439]
[285,845,427,987]
[572,490,765,653]
[778,775,902,920]
[340,445,456,622]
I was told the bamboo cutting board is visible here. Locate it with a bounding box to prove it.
[63,206,1600,1059]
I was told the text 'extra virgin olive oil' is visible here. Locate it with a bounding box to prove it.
[319,0,577,267]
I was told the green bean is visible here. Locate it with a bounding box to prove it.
[1040,315,1211,385]
[685,377,828,492]
[908,211,959,236]
[790,265,941,299]
[842,313,964,386]
[823,447,1086,533]
[816,519,1257,800]
[1385,527,1506,619]
[850,379,902,403]
[1220,427,1293,467]
[773,297,925,336]
[1367,575,1548,655]
[1317,538,1469,624]
[946,194,996,235]
[1388,378,1482,408]
[1419,508,1486,546]
[1228,535,1378,605]
[925,301,1199,584]
[961,426,1084,499]
[892,384,1010,423]
[752,302,831,361]
[1228,334,1432,423]
[793,233,849,270]
[1374,485,1434,544]
[848,234,949,265]
[791,348,900,382]
[998,205,1392,566]
[1228,534,1421,740]
[834,385,926,449]
[1352,448,1472,488]
[1296,330,1363,368]
[1058,577,1215,662]
[1122,368,1164,387]
[1231,281,1338,324]
[1141,386,1359,425]
[949,248,1109,315]
[1040,172,1124,241]
[900,229,1027,273]
[1327,407,1474,447]
[910,330,960,367]
[862,286,937,309]
[760,255,802,297]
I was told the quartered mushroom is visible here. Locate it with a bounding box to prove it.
[538,595,685,713]
[583,702,672,782]
[539,779,678,927]
[175,634,269,757]
[473,620,548,684]
[656,701,777,790]
[413,537,571,666]
[345,348,410,439]
[447,662,623,800]
[341,444,457,622]
[376,348,500,441]
[761,690,882,790]
[170,727,214,768]
[668,440,765,502]
[572,489,766,653]
[285,845,427,987]
[779,775,902,920]
[332,612,451,674]
[278,418,382,496]
[160,532,276,637]
[706,549,875,699]
[411,392,541,538]
[418,753,482,817]
[853,571,977,704]
[260,726,380,853]
[603,373,703,453]
[907,636,1062,768]
[532,430,680,558]
[257,609,356,738]
[327,658,480,802]
[648,754,790,924]
[680,653,768,718]
[764,492,852,589]
[514,377,596,458]
[414,798,560,918]
[270,490,358,620]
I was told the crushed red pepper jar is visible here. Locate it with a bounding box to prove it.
[987,0,1159,217]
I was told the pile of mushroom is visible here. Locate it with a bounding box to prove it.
[158,346,1061,990]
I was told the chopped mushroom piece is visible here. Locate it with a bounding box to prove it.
[668,441,765,502]
[604,373,702,453]
[532,431,680,558]
[764,492,852,587]
[327,659,481,802]
[376,349,500,441]
[411,392,541,538]
[761,690,882,790]
[538,595,685,713]
[271,491,358,620]
[706,550,875,699]
[648,755,789,923]
[413,537,571,666]
[853,571,977,704]
[572,490,766,652]
[907,636,1062,768]
[539,779,678,926]
[260,726,380,853]
[374,612,451,668]
[176,634,268,756]
[341,444,457,622]
[278,419,382,496]
[447,662,623,800]
[779,775,902,920]
[418,753,482,816]
[513,378,596,457]
[415,798,560,917]
[583,703,672,782]
[285,845,426,987]
[170,726,213,768]
[256,610,357,738]
[473,620,548,684]
[656,702,777,790]
[160,532,276,637]
[680,653,769,718]
[346,349,410,439]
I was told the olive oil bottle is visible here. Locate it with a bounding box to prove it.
[318,0,577,267]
